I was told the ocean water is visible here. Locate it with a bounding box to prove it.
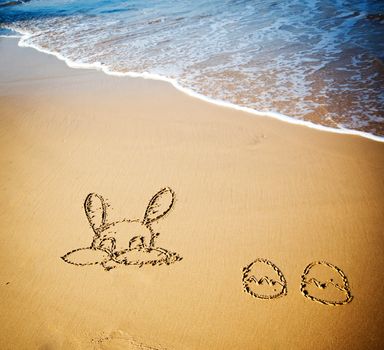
[1,0,383,139]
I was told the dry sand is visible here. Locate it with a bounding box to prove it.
[0,37,383,349]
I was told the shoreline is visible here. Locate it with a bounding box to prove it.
[1,36,383,349]
[2,28,384,143]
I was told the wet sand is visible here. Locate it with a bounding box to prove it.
[0,37,383,349]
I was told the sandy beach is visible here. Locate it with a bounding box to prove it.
[0,37,384,349]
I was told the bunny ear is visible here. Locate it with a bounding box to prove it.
[84,193,107,232]
[143,187,175,224]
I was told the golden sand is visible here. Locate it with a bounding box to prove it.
[0,38,383,349]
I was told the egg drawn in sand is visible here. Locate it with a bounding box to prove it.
[242,258,287,299]
[300,261,353,306]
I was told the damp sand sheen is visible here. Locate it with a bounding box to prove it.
[0,37,384,349]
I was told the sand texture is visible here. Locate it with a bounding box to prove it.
[0,38,384,349]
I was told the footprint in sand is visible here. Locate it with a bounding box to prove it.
[300,261,353,306]
[61,187,182,271]
[242,258,288,299]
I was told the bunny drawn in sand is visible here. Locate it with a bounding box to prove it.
[61,187,182,271]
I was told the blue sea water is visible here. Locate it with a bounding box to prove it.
[1,0,383,137]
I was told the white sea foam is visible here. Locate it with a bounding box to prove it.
[3,28,380,143]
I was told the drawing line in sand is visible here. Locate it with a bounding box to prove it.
[242,258,288,300]
[242,259,353,305]
[61,187,182,271]
[300,261,353,306]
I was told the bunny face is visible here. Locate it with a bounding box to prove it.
[95,220,157,255]
[61,187,182,270]
[86,188,174,251]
